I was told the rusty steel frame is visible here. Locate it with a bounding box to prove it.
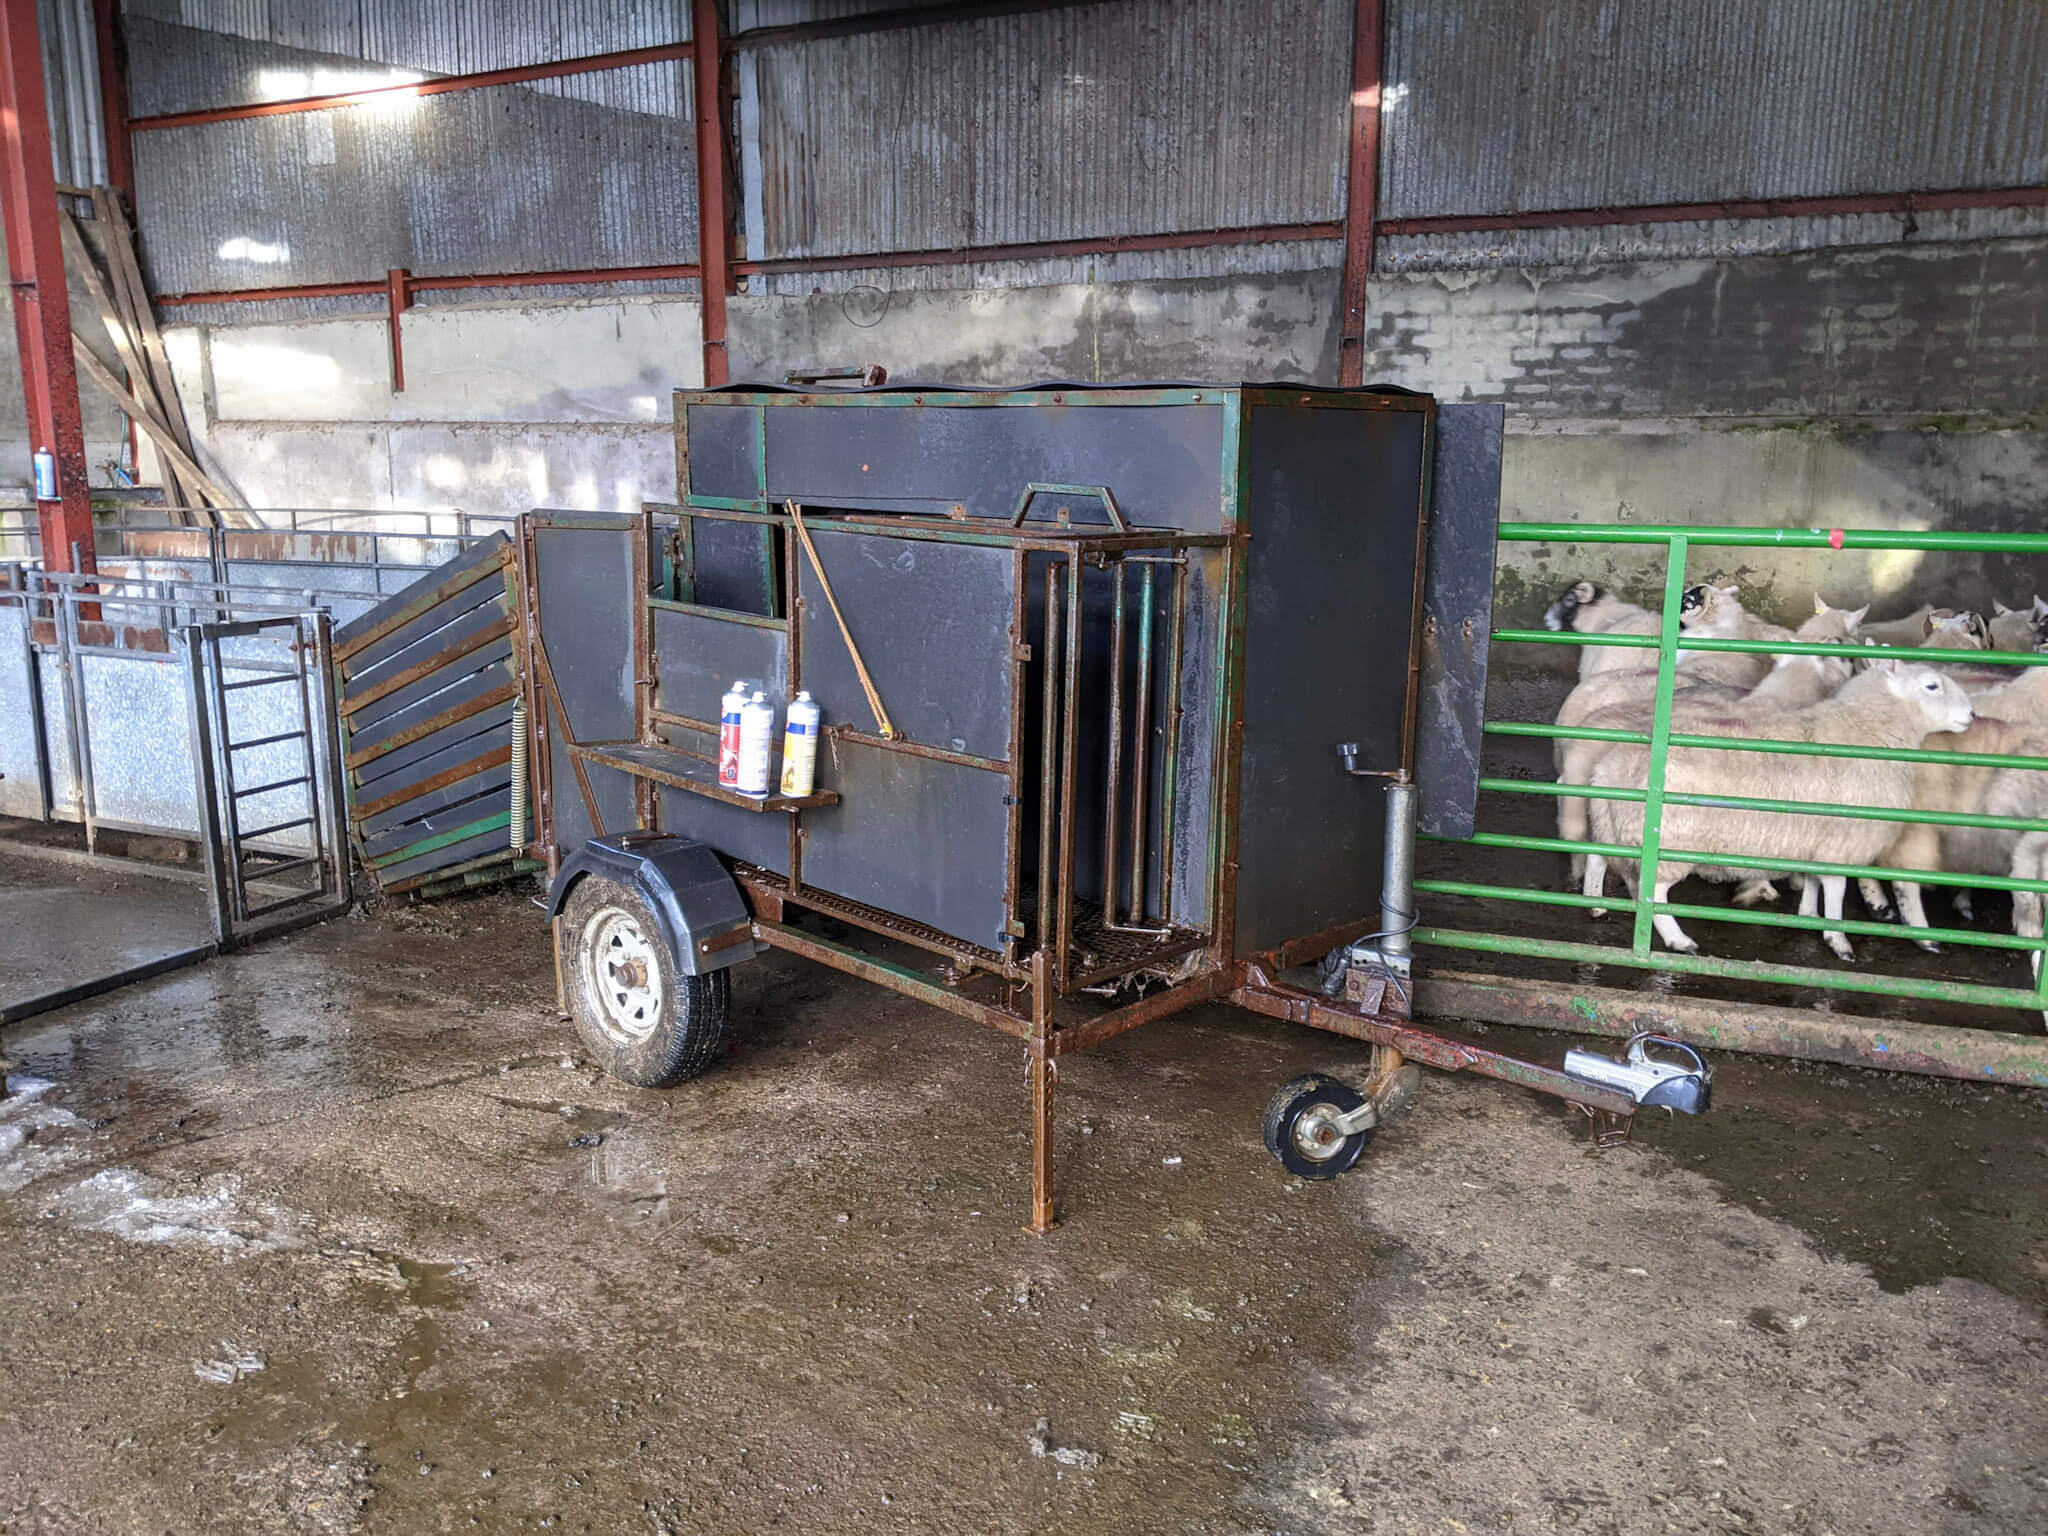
[0,0,93,577]
[1337,0,1385,387]
[691,0,734,387]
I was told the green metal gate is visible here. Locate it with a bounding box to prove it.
[1413,523,2048,1086]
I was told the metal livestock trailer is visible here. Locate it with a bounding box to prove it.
[503,382,1678,1231]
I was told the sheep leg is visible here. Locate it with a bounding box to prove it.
[1731,878,1780,907]
[1649,879,1698,954]
[1583,853,1609,919]
[1953,889,1977,923]
[1819,875,1855,962]
[1856,877,1895,921]
[1559,793,1589,888]
[2015,889,2044,985]
[1893,881,1942,954]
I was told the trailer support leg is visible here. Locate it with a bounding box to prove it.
[1027,946,1057,1234]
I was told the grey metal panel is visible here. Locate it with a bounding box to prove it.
[349,637,514,732]
[127,3,692,116]
[334,531,506,644]
[533,520,643,849]
[683,404,760,501]
[1415,403,1502,843]
[346,591,511,693]
[133,63,696,294]
[373,826,514,885]
[0,606,44,819]
[79,653,202,837]
[359,763,508,839]
[800,740,1011,950]
[796,529,1014,761]
[363,789,503,859]
[746,397,1229,531]
[687,519,777,616]
[747,0,1348,261]
[658,786,793,876]
[346,655,515,753]
[39,657,78,818]
[1234,401,1429,957]
[1381,1,2048,219]
[354,716,513,791]
[651,606,786,727]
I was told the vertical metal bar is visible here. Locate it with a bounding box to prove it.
[313,612,351,913]
[1027,945,1056,1235]
[0,0,94,576]
[1380,779,1416,972]
[288,613,326,889]
[183,625,232,947]
[206,628,251,921]
[1630,537,1690,957]
[1037,557,1062,952]
[676,515,697,603]
[1101,560,1126,927]
[91,0,133,198]
[1127,561,1155,921]
[785,506,803,893]
[1056,553,1083,988]
[690,0,732,387]
[385,268,411,392]
[57,593,97,850]
[15,591,51,819]
[1003,542,1028,963]
[1158,556,1187,924]
[1337,0,1385,386]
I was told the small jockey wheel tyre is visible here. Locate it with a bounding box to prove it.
[560,875,732,1088]
[1262,1072,1374,1180]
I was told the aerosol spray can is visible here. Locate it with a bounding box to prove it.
[718,680,749,787]
[31,447,56,500]
[780,690,822,797]
[737,690,776,797]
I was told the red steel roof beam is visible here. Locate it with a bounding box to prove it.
[691,0,733,388]
[0,0,94,575]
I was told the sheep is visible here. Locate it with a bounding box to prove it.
[1673,581,1794,689]
[1582,661,1973,960]
[1924,610,1990,650]
[1542,580,1662,679]
[1987,597,2048,653]
[1860,715,2048,949]
[2008,830,2048,1000]
[1553,598,1863,883]
[1858,605,1949,648]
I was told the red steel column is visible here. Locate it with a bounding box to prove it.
[1337,0,1384,387]
[690,0,732,387]
[0,0,93,573]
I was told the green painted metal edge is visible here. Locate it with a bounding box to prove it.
[1416,969,2048,1087]
[366,810,512,870]
[1487,720,2048,771]
[1493,627,2048,667]
[1415,925,2048,1013]
[1500,521,2048,555]
[646,595,788,631]
[675,386,1232,410]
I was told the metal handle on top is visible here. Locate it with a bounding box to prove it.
[1010,483,1130,536]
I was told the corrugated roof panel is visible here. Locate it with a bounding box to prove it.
[1381,0,2048,221]
[747,0,1350,260]
[132,63,697,294]
[124,1,690,118]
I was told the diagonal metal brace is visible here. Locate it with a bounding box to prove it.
[788,499,898,740]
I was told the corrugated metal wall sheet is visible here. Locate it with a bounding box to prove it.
[110,0,2048,309]
[123,0,690,116]
[40,0,105,188]
[743,0,1352,261]
[1380,0,2048,218]
[133,63,696,293]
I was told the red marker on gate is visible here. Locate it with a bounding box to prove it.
[1828,528,1845,550]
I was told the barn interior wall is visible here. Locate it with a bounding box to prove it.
[149,228,2045,644]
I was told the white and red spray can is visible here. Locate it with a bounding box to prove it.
[718,680,749,787]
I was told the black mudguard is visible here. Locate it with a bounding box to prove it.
[546,832,761,976]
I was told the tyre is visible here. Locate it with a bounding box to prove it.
[559,875,732,1087]
[1262,1072,1374,1180]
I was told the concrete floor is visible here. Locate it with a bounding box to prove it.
[0,847,215,1016]
[1,888,2044,1534]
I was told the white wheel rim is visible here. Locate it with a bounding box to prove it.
[582,906,664,1046]
[1291,1102,1350,1162]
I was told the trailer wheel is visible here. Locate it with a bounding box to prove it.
[560,875,732,1087]
[1262,1073,1374,1180]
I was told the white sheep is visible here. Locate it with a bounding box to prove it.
[1583,661,1973,960]
[1672,582,1798,689]
[1987,597,2047,653]
[1542,580,1662,679]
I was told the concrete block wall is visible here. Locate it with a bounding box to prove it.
[106,231,2043,644]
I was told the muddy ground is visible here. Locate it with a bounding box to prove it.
[2,884,2044,1535]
